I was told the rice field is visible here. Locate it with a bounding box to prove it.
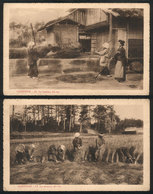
[10,133,143,185]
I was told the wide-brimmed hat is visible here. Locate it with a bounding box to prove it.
[102,42,109,49]
[74,132,80,138]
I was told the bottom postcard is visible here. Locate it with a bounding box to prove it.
[3,99,150,191]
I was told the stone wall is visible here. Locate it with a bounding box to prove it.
[9,58,100,76]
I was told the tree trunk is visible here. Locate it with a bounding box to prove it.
[64,118,66,131]
[24,105,27,132]
[69,105,72,132]
[80,122,82,133]
[47,105,50,122]
[41,106,45,126]
[33,106,36,125]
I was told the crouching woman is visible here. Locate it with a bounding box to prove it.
[72,133,84,162]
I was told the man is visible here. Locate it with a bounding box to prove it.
[95,133,106,161]
[27,41,39,79]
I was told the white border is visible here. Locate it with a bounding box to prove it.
[3,3,150,95]
[3,99,150,191]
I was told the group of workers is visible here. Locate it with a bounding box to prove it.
[14,133,106,165]
[26,39,127,82]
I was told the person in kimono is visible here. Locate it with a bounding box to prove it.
[113,40,127,82]
[27,41,39,79]
[95,42,110,79]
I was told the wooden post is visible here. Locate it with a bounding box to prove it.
[24,105,27,132]
[30,23,36,45]
[109,13,113,49]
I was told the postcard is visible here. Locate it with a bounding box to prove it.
[3,99,150,191]
[3,3,150,95]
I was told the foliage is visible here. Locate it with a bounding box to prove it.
[10,105,143,134]
[9,21,46,48]
[115,118,143,132]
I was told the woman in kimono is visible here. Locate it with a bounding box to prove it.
[27,41,39,79]
[114,40,127,82]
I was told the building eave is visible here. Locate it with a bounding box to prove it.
[85,21,109,32]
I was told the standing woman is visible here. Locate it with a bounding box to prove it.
[95,42,110,79]
[114,40,127,82]
[27,41,39,79]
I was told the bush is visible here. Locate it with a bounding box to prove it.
[9,48,27,59]
[53,48,81,58]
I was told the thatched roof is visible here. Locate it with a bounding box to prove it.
[103,8,143,18]
[68,8,143,18]
[38,17,80,31]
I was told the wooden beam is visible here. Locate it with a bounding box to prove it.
[109,13,113,49]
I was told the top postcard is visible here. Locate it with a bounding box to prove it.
[3,3,150,96]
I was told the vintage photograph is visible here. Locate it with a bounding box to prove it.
[3,3,149,95]
[3,99,150,191]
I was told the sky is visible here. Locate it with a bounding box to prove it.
[114,105,143,120]
[11,105,143,120]
[10,8,69,25]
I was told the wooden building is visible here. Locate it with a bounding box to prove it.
[38,17,81,48]
[39,8,143,63]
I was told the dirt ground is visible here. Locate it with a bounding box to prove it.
[10,160,143,185]
[10,72,143,90]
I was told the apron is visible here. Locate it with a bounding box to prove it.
[114,61,124,79]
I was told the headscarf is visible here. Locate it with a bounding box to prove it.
[74,132,80,138]
[28,41,35,49]
[102,42,109,49]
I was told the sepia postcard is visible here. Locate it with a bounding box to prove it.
[3,99,150,191]
[3,3,150,95]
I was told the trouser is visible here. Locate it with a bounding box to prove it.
[28,63,38,77]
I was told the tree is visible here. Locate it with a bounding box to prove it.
[93,105,107,133]
[79,105,90,132]
[106,105,116,133]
